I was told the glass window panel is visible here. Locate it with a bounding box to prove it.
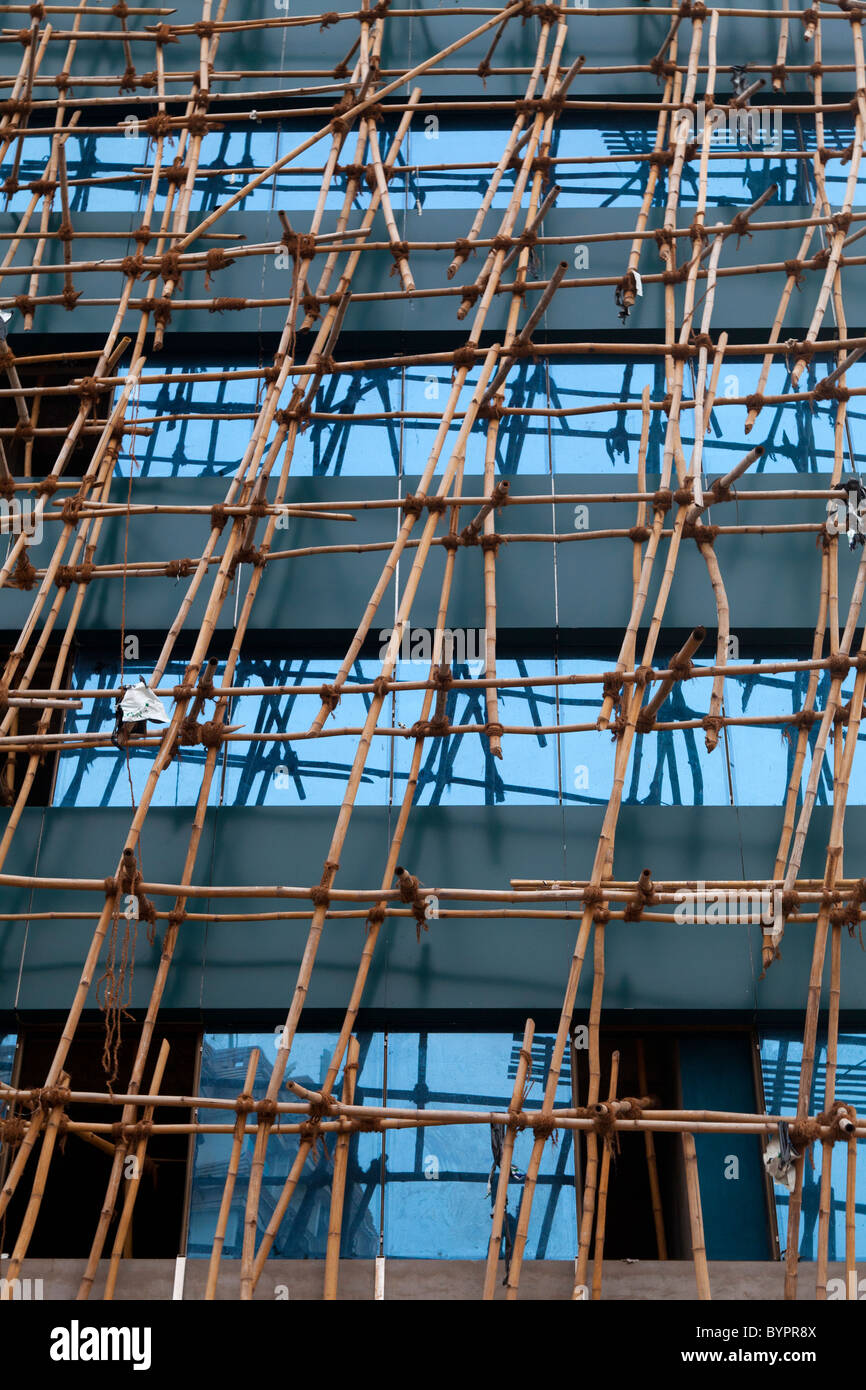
[760,1031,866,1263]
[52,656,395,809]
[383,1031,574,1260]
[54,651,865,809]
[0,1034,18,1162]
[188,1031,575,1261]
[187,1032,381,1260]
[393,657,559,806]
[547,357,857,475]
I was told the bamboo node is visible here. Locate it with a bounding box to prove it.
[55,562,95,588]
[401,492,425,517]
[652,487,673,512]
[628,524,651,543]
[771,63,788,89]
[150,22,178,45]
[811,248,832,271]
[36,476,59,496]
[530,1113,557,1141]
[661,264,689,286]
[164,558,195,579]
[13,295,36,317]
[648,56,677,81]
[76,376,106,402]
[143,113,175,140]
[164,162,190,188]
[593,1103,619,1150]
[319,683,341,713]
[0,1117,27,1147]
[452,346,477,370]
[479,532,504,553]
[210,505,228,531]
[684,522,720,545]
[202,249,235,288]
[730,210,754,245]
[31,1086,70,1113]
[310,886,331,908]
[139,296,173,326]
[828,652,850,680]
[669,651,695,679]
[9,550,37,591]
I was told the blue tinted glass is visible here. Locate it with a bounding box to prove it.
[383,1031,574,1260]
[187,1032,381,1260]
[111,355,860,479]
[394,657,559,806]
[188,1031,575,1261]
[52,656,394,809]
[0,1034,18,1161]
[547,357,856,474]
[114,364,406,478]
[760,1031,866,1263]
[54,653,865,808]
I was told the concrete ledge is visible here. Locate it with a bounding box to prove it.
[6,1257,850,1301]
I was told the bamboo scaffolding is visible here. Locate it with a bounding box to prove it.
[0,0,863,1304]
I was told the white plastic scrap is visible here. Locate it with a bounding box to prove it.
[632,270,643,298]
[763,1136,796,1192]
[119,682,171,725]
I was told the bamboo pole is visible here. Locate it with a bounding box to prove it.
[637,1038,667,1259]
[323,1036,360,1300]
[204,1048,260,1300]
[103,1038,171,1300]
[682,1130,712,1300]
[591,1049,620,1300]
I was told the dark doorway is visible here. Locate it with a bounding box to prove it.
[2,1023,199,1259]
[571,1028,687,1260]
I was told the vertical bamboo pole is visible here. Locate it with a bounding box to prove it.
[682,1130,711,1300]
[483,1019,534,1300]
[591,1049,620,1300]
[323,1035,360,1300]
[637,1037,667,1259]
[103,1038,171,1300]
[204,1047,260,1300]
[0,1071,70,1293]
